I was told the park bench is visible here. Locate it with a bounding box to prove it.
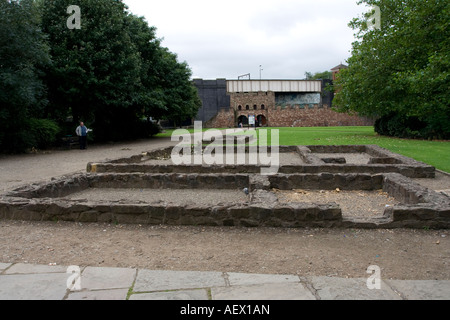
[61,135,79,149]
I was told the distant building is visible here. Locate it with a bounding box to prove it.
[331,63,348,81]
[192,64,372,128]
[193,78,230,123]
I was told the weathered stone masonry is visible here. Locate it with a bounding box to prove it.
[196,79,373,128]
[1,145,448,229]
[1,171,448,229]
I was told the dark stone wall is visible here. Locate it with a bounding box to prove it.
[195,79,374,128]
[193,79,230,123]
[321,79,334,107]
[2,172,448,229]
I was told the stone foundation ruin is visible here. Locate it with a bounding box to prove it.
[1,144,449,229]
[86,144,436,178]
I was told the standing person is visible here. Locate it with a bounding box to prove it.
[75,121,90,150]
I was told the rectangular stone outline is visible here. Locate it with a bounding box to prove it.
[1,172,448,229]
[86,145,435,178]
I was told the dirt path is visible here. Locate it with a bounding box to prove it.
[0,138,449,280]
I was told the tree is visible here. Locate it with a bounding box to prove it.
[41,0,200,141]
[0,0,55,152]
[305,71,332,80]
[41,0,142,141]
[125,14,201,126]
[152,47,201,126]
[334,0,450,139]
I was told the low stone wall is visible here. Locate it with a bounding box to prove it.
[87,145,435,178]
[303,145,435,178]
[206,105,374,128]
[382,174,449,206]
[0,197,345,228]
[4,174,90,199]
[268,173,384,191]
[306,145,367,154]
[0,145,444,229]
[1,172,448,229]
[4,173,250,199]
[88,163,266,174]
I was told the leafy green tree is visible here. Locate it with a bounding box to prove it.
[334,0,450,139]
[42,0,200,140]
[305,71,332,80]
[154,47,201,126]
[41,0,142,141]
[1,0,200,151]
[0,0,53,152]
[124,14,164,119]
[126,13,201,127]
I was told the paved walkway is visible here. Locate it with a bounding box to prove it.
[1,262,449,300]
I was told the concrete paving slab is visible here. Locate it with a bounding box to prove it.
[133,270,225,292]
[80,266,136,290]
[386,280,450,300]
[66,288,130,300]
[309,276,402,300]
[0,273,68,300]
[211,282,316,300]
[1,262,449,300]
[129,289,209,300]
[0,263,12,272]
[4,263,67,274]
[226,272,300,286]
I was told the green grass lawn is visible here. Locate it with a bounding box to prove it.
[155,128,206,138]
[263,126,450,173]
[157,126,450,172]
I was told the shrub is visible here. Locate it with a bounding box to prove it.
[374,113,449,140]
[27,118,61,149]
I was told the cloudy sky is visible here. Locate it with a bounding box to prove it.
[123,0,370,80]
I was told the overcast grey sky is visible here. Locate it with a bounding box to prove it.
[124,0,370,80]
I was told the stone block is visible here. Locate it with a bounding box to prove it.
[165,206,182,222]
[438,209,450,219]
[272,205,296,221]
[249,205,272,221]
[228,206,251,219]
[391,208,411,221]
[239,219,260,227]
[317,204,342,220]
[97,212,114,223]
[184,205,212,217]
[412,208,437,220]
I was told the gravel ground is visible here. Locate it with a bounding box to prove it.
[64,188,249,206]
[0,138,176,193]
[275,189,399,218]
[0,137,449,280]
[413,173,450,197]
